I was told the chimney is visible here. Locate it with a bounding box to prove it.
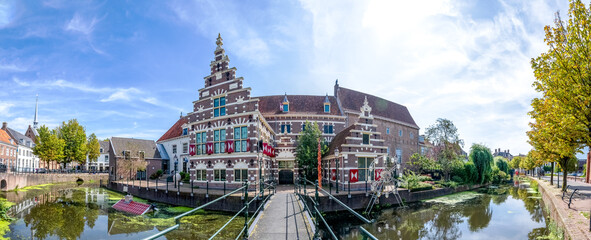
[1,122,6,130]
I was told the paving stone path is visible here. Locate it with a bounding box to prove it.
[249,186,313,240]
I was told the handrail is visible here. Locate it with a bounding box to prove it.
[304,178,372,224]
[208,206,247,240]
[143,185,247,240]
[359,226,378,240]
[314,205,338,240]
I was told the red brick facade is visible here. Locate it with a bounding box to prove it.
[0,129,17,171]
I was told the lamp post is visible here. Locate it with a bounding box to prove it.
[335,148,339,194]
[174,155,178,189]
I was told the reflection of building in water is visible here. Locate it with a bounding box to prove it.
[84,188,108,210]
[9,198,37,219]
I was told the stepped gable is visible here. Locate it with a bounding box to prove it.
[157,117,188,142]
[336,87,418,127]
[327,124,355,155]
[257,95,340,115]
[110,137,161,159]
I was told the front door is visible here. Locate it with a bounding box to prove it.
[279,170,294,184]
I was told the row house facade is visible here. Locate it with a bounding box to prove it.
[158,35,420,189]
[0,127,17,171]
[108,137,163,181]
[2,122,39,172]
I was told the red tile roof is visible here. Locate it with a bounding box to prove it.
[0,129,14,145]
[112,199,151,215]
[257,95,341,115]
[157,117,188,142]
[336,87,418,128]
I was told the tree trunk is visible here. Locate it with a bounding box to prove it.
[561,157,568,192]
[550,162,554,185]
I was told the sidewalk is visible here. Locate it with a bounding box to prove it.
[535,176,591,239]
[540,176,591,211]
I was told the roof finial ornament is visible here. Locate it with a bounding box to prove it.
[216,33,223,48]
[360,96,372,117]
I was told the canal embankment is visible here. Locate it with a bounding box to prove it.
[533,176,591,240]
[0,173,108,191]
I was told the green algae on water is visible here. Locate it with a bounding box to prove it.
[424,191,482,205]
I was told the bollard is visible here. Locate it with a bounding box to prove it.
[191,180,194,197]
[206,181,209,199]
[330,178,332,195]
[304,177,307,195]
[166,179,169,193]
[224,182,226,195]
[146,177,149,190]
[348,180,351,199]
[156,178,158,192]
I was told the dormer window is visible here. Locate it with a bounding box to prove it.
[100,148,103,153]
[323,94,331,113]
[183,128,188,135]
[282,93,289,112]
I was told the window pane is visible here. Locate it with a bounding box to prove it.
[202,133,207,142]
[283,104,288,112]
[214,130,219,141]
[197,145,202,155]
[214,98,219,107]
[360,169,366,182]
[242,169,247,181]
[196,133,201,144]
[281,125,285,133]
[215,170,219,181]
[287,125,291,133]
[358,157,365,168]
[325,105,330,112]
[242,141,247,152]
[235,141,241,152]
[220,142,225,153]
[214,143,219,153]
[220,97,226,106]
[220,129,226,141]
[221,170,226,181]
[220,107,226,116]
[235,127,240,139]
[242,127,248,139]
[363,134,369,144]
[329,125,333,133]
[214,109,219,117]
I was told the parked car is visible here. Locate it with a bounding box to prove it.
[36,168,47,173]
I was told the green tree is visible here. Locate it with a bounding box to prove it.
[32,125,65,169]
[425,118,464,180]
[494,156,509,174]
[510,156,521,170]
[530,0,591,191]
[57,119,88,168]
[86,133,100,167]
[295,121,328,180]
[469,144,493,184]
[409,153,440,174]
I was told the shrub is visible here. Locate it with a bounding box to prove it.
[150,169,164,180]
[464,161,479,184]
[451,161,466,182]
[451,175,463,183]
[418,175,433,182]
[179,172,189,181]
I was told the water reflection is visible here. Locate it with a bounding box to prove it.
[332,183,551,240]
[4,184,243,240]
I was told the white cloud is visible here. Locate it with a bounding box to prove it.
[297,0,567,155]
[0,102,14,117]
[65,13,98,35]
[100,88,142,102]
[0,0,16,28]
[0,63,26,72]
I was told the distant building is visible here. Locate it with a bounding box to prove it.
[2,122,39,172]
[86,140,110,172]
[108,137,163,181]
[493,148,513,161]
[156,116,190,174]
[0,126,17,172]
[158,34,420,190]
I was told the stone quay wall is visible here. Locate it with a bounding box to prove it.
[0,173,108,191]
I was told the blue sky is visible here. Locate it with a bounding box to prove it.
[0,0,577,156]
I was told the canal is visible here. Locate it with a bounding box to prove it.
[1,182,243,240]
[329,179,553,240]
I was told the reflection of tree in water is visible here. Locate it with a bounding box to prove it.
[508,187,545,223]
[461,195,492,232]
[425,206,463,240]
[23,189,101,240]
[528,227,549,240]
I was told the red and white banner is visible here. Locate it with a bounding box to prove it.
[189,144,196,156]
[226,140,234,153]
[206,142,213,155]
[262,142,268,155]
[375,169,383,181]
[331,169,336,181]
[349,169,359,183]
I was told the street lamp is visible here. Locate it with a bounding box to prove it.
[174,155,178,189]
[335,148,339,194]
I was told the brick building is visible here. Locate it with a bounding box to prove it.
[0,127,17,172]
[108,137,163,181]
[158,34,419,189]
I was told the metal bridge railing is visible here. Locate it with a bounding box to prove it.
[143,181,275,240]
[295,176,377,239]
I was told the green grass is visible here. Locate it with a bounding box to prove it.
[581,211,590,219]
